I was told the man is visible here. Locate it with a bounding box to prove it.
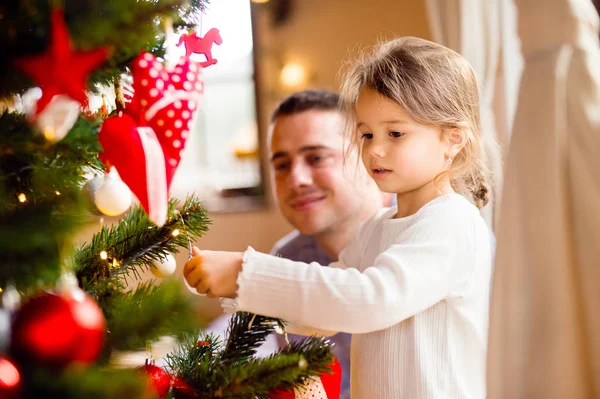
[203,90,387,397]
[266,89,387,398]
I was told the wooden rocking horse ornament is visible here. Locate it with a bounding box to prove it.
[176,28,223,68]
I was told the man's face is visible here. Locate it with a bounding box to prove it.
[269,110,367,236]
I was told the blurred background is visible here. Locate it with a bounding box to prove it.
[82,1,600,373]
[172,0,433,252]
[157,0,433,319]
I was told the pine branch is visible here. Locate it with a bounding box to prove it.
[215,355,309,399]
[0,111,104,205]
[0,0,209,98]
[0,191,87,290]
[73,195,211,294]
[164,333,222,382]
[204,338,333,399]
[0,111,106,290]
[21,365,148,399]
[219,312,283,365]
[103,280,204,352]
[269,337,336,392]
[165,316,335,399]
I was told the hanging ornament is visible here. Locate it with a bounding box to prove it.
[13,9,109,138]
[98,52,203,226]
[1,286,21,313]
[150,253,177,278]
[0,309,10,355]
[269,357,342,399]
[129,52,203,182]
[11,289,106,367]
[0,286,18,354]
[82,174,106,215]
[176,28,222,68]
[93,170,132,217]
[30,94,81,142]
[0,357,22,399]
[170,377,196,397]
[140,361,172,399]
[99,93,110,117]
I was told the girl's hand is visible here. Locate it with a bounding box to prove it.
[183,247,243,298]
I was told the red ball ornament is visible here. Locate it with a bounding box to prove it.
[141,363,172,399]
[67,291,107,364]
[0,357,22,399]
[11,290,106,367]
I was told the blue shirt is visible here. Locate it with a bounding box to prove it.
[271,231,352,399]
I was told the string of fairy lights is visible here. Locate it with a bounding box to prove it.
[14,189,183,278]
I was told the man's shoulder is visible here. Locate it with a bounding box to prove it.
[270,230,331,264]
[270,230,303,254]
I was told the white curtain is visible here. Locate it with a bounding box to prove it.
[487,0,600,397]
[425,0,523,227]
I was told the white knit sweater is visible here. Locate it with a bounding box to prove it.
[230,194,491,399]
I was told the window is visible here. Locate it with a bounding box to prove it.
[170,0,265,212]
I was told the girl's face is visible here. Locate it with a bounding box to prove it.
[355,87,449,196]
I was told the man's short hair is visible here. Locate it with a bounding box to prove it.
[270,89,342,123]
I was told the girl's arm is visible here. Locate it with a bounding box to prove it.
[233,216,475,334]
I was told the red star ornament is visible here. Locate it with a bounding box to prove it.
[13,9,110,115]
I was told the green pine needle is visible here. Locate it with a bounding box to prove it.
[21,366,149,399]
[165,315,335,399]
[103,280,204,352]
[73,195,211,294]
[0,0,208,98]
[220,312,284,365]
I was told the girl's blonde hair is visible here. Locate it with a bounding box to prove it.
[340,36,496,209]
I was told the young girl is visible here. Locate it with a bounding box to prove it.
[184,37,493,399]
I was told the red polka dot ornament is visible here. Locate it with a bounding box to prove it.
[269,357,342,399]
[98,53,203,226]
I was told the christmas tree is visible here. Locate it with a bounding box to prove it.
[0,1,337,398]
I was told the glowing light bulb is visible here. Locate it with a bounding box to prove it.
[280,61,307,88]
[43,127,56,141]
[172,229,180,237]
[100,251,108,260]
[17,193,27,203]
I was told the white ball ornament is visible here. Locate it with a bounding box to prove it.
[0,308,11,353]
[150,253,177,278]
[94,176,132,216]
[31,94,81,142]
[83,175,106,215]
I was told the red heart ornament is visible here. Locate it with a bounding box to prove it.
[98,114,168,226]
[130,53,204,186]
[98,53,203,225]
